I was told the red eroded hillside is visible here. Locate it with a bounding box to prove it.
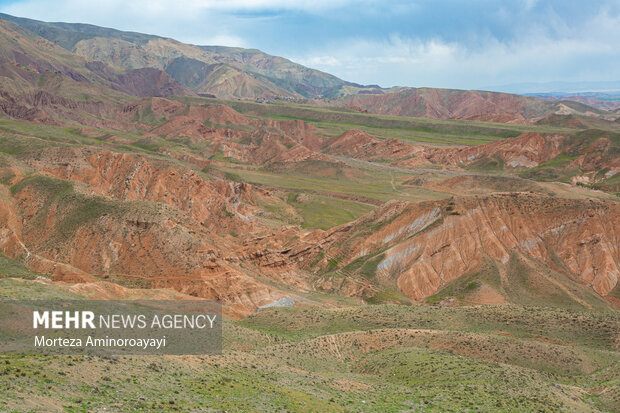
[284,194,619,308]
[321,87,605,123]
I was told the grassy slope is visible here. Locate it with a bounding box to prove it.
[424,255,613,312]
[0,255,43,280]
[286,192,375,230]
[216,161,449,204]
[0,281,618,412]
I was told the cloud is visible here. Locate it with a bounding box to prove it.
[292,7,620,89]
[1,0,368,18]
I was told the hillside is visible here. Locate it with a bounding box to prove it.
[0,13,346,99]
[0,18,193,103]
[0,288,617,411]
[322,87,611,124]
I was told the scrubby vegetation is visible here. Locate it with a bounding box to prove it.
[0,282,617,412]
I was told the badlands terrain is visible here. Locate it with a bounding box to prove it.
[0,14,618,412]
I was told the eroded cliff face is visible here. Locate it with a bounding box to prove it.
[0,149,310,317]
[421,132,569,168]
[9,180,288,315]
[325,130,425,162]
[0,150,617,315]
[21,147,267,234]
[289,194,619,304]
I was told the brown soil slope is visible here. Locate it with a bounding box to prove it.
[422,132,569,168]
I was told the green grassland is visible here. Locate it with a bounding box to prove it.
[0,118,213,162]
[286,192,375,230]
[0,255,44,281]
[214,160,450,204]
[210,157,455,229]
[238,304,619,347]
[0,278,618,412]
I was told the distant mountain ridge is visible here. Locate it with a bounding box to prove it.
[320,87,611,123]
[486,80,620,94]
[525,92,620,111]
[0,13,350,99]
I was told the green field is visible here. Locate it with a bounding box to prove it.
[286,192,375,230]
[0,278,618,412]
[214,161,450,204]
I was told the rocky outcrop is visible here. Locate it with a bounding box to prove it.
[0,170,299,317]
[0,147,315,317]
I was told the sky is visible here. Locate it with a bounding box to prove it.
[0,0,618,91]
